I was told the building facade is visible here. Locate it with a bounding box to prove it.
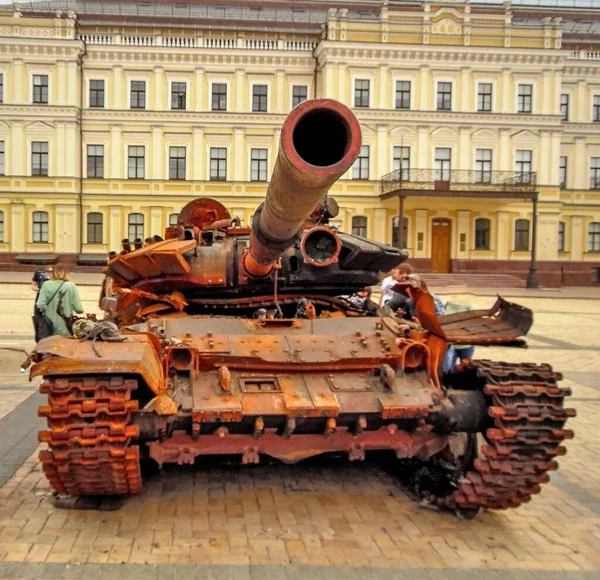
[0,0,599,285]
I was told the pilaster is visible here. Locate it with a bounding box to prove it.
[571,215,584,261]
[151,126,164,180]
[373,208,387,244]
[150,206,162,237]
[233,128,244,181]
[496,210,510,259]
[109,205,122,253]
[457,210,470,259]
[192,127,205,180]
[54,204,78,252]
[414,209,428,258]
[10,203,25,252]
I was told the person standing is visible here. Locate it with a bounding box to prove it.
[32,267,52,342]
[36,264,84,337]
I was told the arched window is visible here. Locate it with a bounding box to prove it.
[0,211,4,242]
[391,216,408,248]
[128,213,144,241]
[32,211,49,243]
[514,219,530,251]
[475,218,491,250]
[169,213,179,226]
[589,222,600,252]
[87,212,103,244]
[352,216,368,237]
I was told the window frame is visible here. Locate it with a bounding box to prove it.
[127,145,145,179]
[475,148,493,183]
[209,147,227,181]
[474,217,491,251]
[32,210,49,243]
[514,218,530,252]
[593,95,600,123]
[351,215,368,237]
[170,81,187,110]
[589,222,600,252]
[560,93,569,121]
[515,149,533,184]
[395,80,411,110]
[0,73,3,104]
[436,81,452,111]
[477,82,493,112]
[32,74,49,104]
[0,140,4,176]
[352,145,370,180]
[130,80,147,110]
[517,84,533,114]
[169,146,186,180]
[291,85,308,108]
[392,145,411,180]
[391,215,409,248]
[87,212,103,244]
[559,156,567,188]
[211,82,228,111]
[590,157,600,190]
[31,141,49,176]
[128,213,144,242]
[354,79,370,108]
[252,84,268,112]
[89,79,105,108]
[87,144,104,178]
[434,147,452,181]
[250,148,268,182]
[558,221,566,253]
[0,210,4,243]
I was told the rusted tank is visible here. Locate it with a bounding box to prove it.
[30,99,574,518]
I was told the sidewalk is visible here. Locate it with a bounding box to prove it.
[0,271,104,286]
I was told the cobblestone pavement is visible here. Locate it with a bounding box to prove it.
[0,290,598,579]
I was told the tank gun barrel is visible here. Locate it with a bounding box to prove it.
[245,98,362,277]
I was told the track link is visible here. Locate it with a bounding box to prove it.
[439,359,575,512]
[38,376,142,495]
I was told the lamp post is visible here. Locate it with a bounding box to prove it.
[526,193,540,289]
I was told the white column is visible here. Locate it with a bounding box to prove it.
[537,211,559,261]
[550,132,561,188]
[12,59,24,104]
[378,65,389,109]
[276,69,285,113]
[112,65,123,109]
[10,203,25,252]
[67,62,79,107]
[574,138,586,190]
[235,69,244,112]
[417,65,430,111]
[499,129,511,172]
[539,131,550,185]
[460,67,471,111]
[54,204,78,252]
[192,127,204,181]
[110,125,122,179]
[541,71,552,115]
[154,67,164,110]
[338,63,347,104]
[416,126,429,169]
[109,205,122,252]
[11,121,25,176]
[571,215,584,261]
[323,62,334,99]
[496,211,510,259]
[195,67,204,111]
[501,69,511,114]
[376,125,389,178]
[373,208,387,244]
[150,206,162,237]
[56,123,66,176]
[151,126,163,180]
[458,127,470,170]
[577,80,587,123]
[57,61,67,105]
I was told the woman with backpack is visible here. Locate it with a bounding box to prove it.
[36,263,84,338]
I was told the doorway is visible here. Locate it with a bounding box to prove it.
[431,218,452,273]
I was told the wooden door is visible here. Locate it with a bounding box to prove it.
[431,218,452,273]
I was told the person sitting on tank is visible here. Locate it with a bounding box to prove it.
[444,300,476,370]
[380,263,414,319]
[36,263,84,337]
[341,286,377,313]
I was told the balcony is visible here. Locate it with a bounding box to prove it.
[380,169,537,201]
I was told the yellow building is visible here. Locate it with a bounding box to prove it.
[0,0,599,286]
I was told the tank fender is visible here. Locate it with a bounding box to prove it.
[30,333,165,396]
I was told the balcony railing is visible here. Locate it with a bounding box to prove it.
[568,50,600,60]
[381,168,537,195]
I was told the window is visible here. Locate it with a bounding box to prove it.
[0,141,4,176]
[252,85,268,112]
[32,211,49,243]
[212,83,227,111]
[515,150,532,184]
[561,94,569,121]
[169,213,179,226]
[33,74,48,104]
[31,142,48,176]
[352,145,370,179]
[128,213,144,242]
[589,222,600,252]
[0,211,3,242]
[435,147,451,181]
[590,157,600,189]
[437,82,452,111]
[559,156,567,188]
[475,149,492,183]
[518,84,533,113]
[354,79,370,108]
[87,212,103,244]
[594,96,600,122]
[0,73,4,103]
[171,82,187,110]
[86,145,104,178]
[210,147,227,181]
[392,146,410,180]
[292,85,308,108]
[250,148,268,182]
[391,216,408,248]
[558,221,565,252]
[130,81,146,109]
[395,81,411,109]
[89,80,104,108]
[475,218,491,250]
[514,219,530,252]
[169,146,186,180]
[128,146,145,179]
[477,83,492,112]
[352,216,367,237]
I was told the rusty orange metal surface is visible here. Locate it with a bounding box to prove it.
[30,334,165,395]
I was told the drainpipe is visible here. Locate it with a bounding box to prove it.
[312,41,318,98]
[77,33,87,257]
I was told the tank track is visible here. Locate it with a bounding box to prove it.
[38,376,142,495]
[439,359,575,512]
